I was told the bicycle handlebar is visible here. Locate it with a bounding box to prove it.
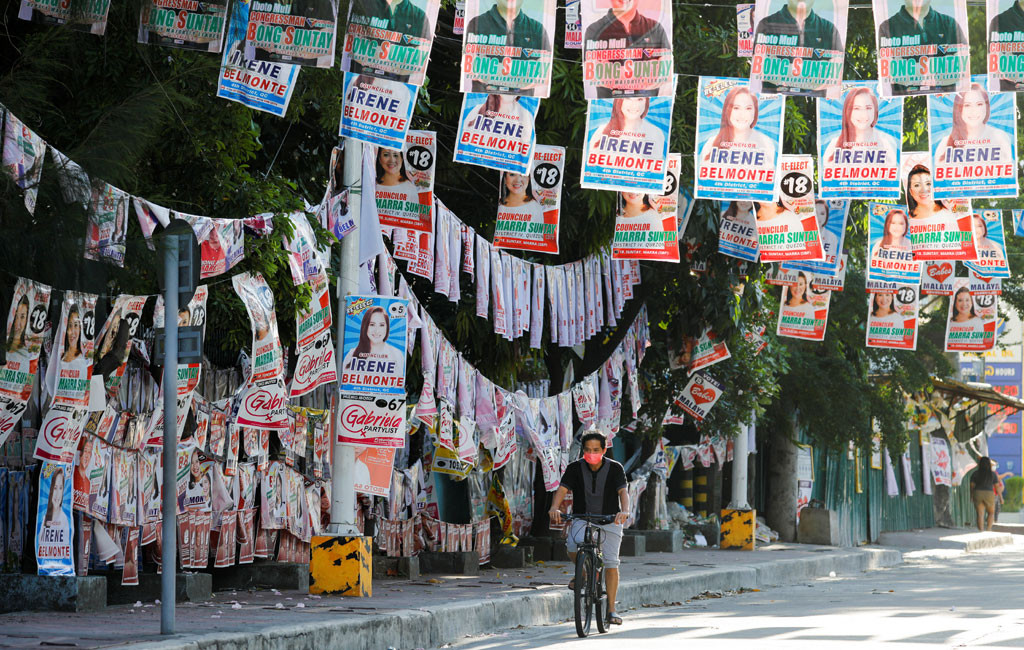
[562,513,615,525]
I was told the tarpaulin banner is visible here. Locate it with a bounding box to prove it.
[737,3,755,57]
[929,435,952,485]
[352,446,397,495]
[717,201,759,262]
[47,291,98,407]
[338,393,406,447]
[0,278,50,447]
[755,155,824,262]
[131,196,170,248]
[872,0,970,96]
[922,260,956,295]
[93,295,146,397]
[454,0,466,33]
[217,0,300,117]
[181,215,244,278]
[964,210,1010,278]
[375,130,436,232]
[493,145,563,254]
[138,0,228,51]
[245,0,337,67]
[817,81,902,199]
[291,272,337,398]
[674,372,723,422]
[866,284,919,349]
[564,0,581,48]
[2,111,45,214]
[339,72,417,149]
[806,253,847,291]
[695,76,783,202]
[750,0,847,96]
[341,0,439,84]
[944,277,996,351]
[669,326,731,375]
[149,286,208,445]
[928,76,1017,198]
[454,93,539,174]
[583,96,672,192]
[901,152,977,261]
[18,0,109,34]
[581,0,673,99]
[35,462,74,576]
[84,182,129,267]
[988,0,1024,91]
[612,152,680,261]
[867,201,921,283]
[233,272,288,430]
[340,295,408,396]
[280,211,325,285]
[784,199,848,277]
[318,144,356,240]
[777,271,831,341]
[461,0,555,97]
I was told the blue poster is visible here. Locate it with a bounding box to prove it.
[717,201,759,262]
[454,93,539,174]
[964,210,1011,279]
[928,76,1018,199]
[35,462,74,576]
[695,76,783,202]
[866,201,921,284]
[339,72,418,150]
[817,81,902,200]
[784,200,849,276]
[581,96,673,192]
[340,295,408,396]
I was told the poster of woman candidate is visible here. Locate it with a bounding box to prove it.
[35,462,74,576]
[84,181,129,268]
[872,0,970,97]
[291,272,337,398]
[2,112,45,215]
[178,214,245,279]
[750,0,848,97]
[340,295,408,396]
[47,292,98,407]
[0,278,50,448]
[928,76,1017,198]
[92,295,146,397]
[695,77,784,202]
[900,152,977,260]
[817,81,903,199]
[755,155,825,263]
[245,0,338,67]
[718,201,760,262]
[340,73,418,150]
[138,0,228,51]
[582,95,672,192]
[612,153,680,262]
[375,130,436,232]
[462,0,555,97]
[987,0,1024,91]
[232,272,289,430]
[867,201,921,283]
[455,93,539,174]
[784,199,848,278]
[944,277,997,351]
[494,145,564,254]
[154,285,209,404]
[777,271,831,341]
[581,0,673,99]
[964,210,1010,278]
[865,284,919,349]
[342,0,440,84]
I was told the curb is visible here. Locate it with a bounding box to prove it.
[136,547,902,650]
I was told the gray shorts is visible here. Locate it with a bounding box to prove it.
[566,519,623,569]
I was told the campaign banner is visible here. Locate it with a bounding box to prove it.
[670,327,731,375]
[48,292,98,407]
[737,4,755,57]
[454,0,465,33]
[928,77,1017,198]
[493,145,563,254]
[341,0,439,85]
[964,210,1010,278]
[612,153,680,262]
[291,273,337,398]
[93,295,146,397]
[84,182,129,267]
[674,372,723,422]
[18,0,109,34]
[454,93,539,174]
[352,446,398,495]
[750,0,847,96]
[866,284,919,349]
[777,271,831,341]
[922,260,956,295]
[374,130,435,232]
[244,0,337,67]
[756,155,824,262]
[808,253,847,291]
[872,0,970,96]
[337,393,406,447]
[817,82,902,199]
[233,273,288,430]
[989,0,1024,91]
[0,278,50,447]
[340,73,417,149]
[945,277,996,351]
[35,462,74,576]
[565,0,581,48]
[695,77,783,202]
[581,0,673,99]
[901,152,977,261]
[867,202,921,283]
[784,200,848,276]
[968,269,1001,295]
[2,112,45,214]
[766,264,799,286]
[582,96,672,192]
[461,0,555,97]
[180,215,244,278]
[153,284,208,410]
[138,0,228,51]
[217,0,300,117]
[340,295,408,396]
[717,201,760,262]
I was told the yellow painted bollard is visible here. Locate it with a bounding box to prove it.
[309,535,372,596]
[720,509,756,551]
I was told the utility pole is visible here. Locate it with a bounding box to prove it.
[160,232,178,635]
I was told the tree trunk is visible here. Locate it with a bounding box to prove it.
[765,414,799,542]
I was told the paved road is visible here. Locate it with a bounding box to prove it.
[447,545,1024,649]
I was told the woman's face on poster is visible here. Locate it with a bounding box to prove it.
[622,191,645,208]
[367,311,389,345]
[734,202,753,220]
[874,292,893,312]
[850,92,876,131]
[12,302,28,341]
[728,93,756,131]
[960,90,987,129]
[620,97,647,121]
[955,290,973,317]
[505,172,528,195]
[190,452,201,479]
[908,172,933,205]
[794,274,807,298]
[66,312,82,355]
[887,211,908,238]
[379,148,403,175]
[815,202,829,228]
[973,215,988,239]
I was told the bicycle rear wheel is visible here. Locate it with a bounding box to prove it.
[594,562,608,634]
[574,551,594,637]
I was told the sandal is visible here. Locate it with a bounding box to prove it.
[607,612,623,625]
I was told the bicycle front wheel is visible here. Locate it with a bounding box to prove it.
[574,551,594,637]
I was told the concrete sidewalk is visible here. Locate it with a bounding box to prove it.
[878,527,1020,554]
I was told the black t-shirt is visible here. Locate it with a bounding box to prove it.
[973,468,995,492]
[559,458,627,516]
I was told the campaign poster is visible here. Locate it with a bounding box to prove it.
[750,0,847,96]
[291,272,337,398]
[989,0,1024,91]
[461,0,555,97]
[737,4,755,57]
[35,462,74,576]
[0,278,50,447]
[244,0,337,67]
[872,0,970,96]
[351,446,397,495]
[674,372,723,422]
[964,210,1010,278]
[493,145,563,254]
[755,155,824,262]
[84,182,129,267]
[217,0,300,117]
[337,393,407,447]
[968,269,1001,295]
[180,215,244,278]
[280,211,325,285]
[866,201,921,283]
[565,0,582,48]
[374,130,435,232]
[48,292,98,408]
[694,77,783,202]
[339,73,418,149]
[784,200,848,277]
[454,93,539,174]
[2,112,45,215]
[18,0,109,34]
[808,253,847,291]
[777,271,831,341]
[670,327,731,375]
[341,0,439,85]
[817,82,902,199]
[92,295,146,396]
[232,273,289,430]
[928,77,1017,198]
[581,0,673,99]
[582,96,672,192]
[945,277,996,351]
[717,201,760,262]
[922,260,956,295]
[900,153,977,260]
[138,0,228,51]
[340,295,408,396]
[866,284,919,349]
[612,153,680,262]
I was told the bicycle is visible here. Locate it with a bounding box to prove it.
[563,513,615,638]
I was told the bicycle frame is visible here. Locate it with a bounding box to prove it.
[566,514,613,637]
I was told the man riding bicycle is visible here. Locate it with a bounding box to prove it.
[549,431,629,626]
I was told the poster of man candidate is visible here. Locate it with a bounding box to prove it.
[455,93,539,174]
[245,0,338,67]
[581,0,673,99]
[866,201,922,283]
[945,277,996,351]
[342,0,440,84]
[865,284,919,349]
[694,77,783,202]
[138,0,229,51]
[750,0,848,97]
[18,0,110,34]
[777,271,831,341]
[872,0,970,96]
[964,210,1010,278]
[0,278,50,449]
[582,96,672,192]
[987,0,1024,91]
[374,130,436,232]
[817,81,903,199]
[900,152,977,260]
[461,0,555,97]
[493,145,564,254]
[612,153,680,262]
